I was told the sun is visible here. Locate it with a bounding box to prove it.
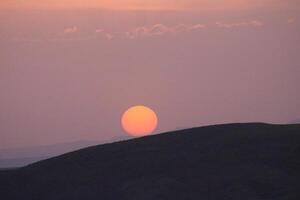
[121,105,158,137]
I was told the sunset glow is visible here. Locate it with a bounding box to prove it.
[0,0,297,10]
[0,0,299,150]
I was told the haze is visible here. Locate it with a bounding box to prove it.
[0,0,299,149]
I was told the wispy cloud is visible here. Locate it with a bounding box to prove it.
[126,24,172,39]
[95,29,104,33]
[5,20,270,43]
[126,23,206,39]
[63,26,78,34]
[105,33,114,40]
[95,29,114,40]
[216,20,264,28]
[190,24,207,31]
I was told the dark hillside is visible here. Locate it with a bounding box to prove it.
[1,123,299,200]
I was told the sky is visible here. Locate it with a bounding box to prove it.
[0,0,299,10]
[0,1,300,148]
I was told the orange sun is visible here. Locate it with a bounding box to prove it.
[121,105,158,137]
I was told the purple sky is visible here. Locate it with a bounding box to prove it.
[0,6,299,148]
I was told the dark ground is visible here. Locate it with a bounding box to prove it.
[0,123,299,200]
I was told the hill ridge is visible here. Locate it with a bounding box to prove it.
[1,123,299,200]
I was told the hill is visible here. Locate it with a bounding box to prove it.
[0,141,101,168]
[0,123,299,200]
[0,136,132,168]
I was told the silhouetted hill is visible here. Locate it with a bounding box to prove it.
[0,136,132,168]
[0,141,100,168]
[0,123,299,200]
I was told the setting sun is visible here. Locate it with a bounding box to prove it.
[121,105,158,137]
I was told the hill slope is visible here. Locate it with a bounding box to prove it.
[0,123,300,200]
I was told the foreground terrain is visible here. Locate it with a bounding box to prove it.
[0,123,299,200]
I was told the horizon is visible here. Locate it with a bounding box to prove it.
[0,122,298,168]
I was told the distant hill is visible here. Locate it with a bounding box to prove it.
[0,157,47,169]
[0,140,100,168]
[0,123,299,200]
[290,119,300,124]
[0,136,132,168]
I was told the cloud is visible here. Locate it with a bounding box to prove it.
[190,24,207,31]
[63,26,78,33]
[6,19,270,43]
[150,24,171,35]
[126,24,171,39]
[105,33,114,40]
[250,20,264,27]
[95,29,114,40]
[172,24,206,33]
[126,23,206,39]
[95,29,104,33]
[216,20,264,28]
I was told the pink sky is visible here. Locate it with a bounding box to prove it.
[0,3,299,148]
[0,0,299,10]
